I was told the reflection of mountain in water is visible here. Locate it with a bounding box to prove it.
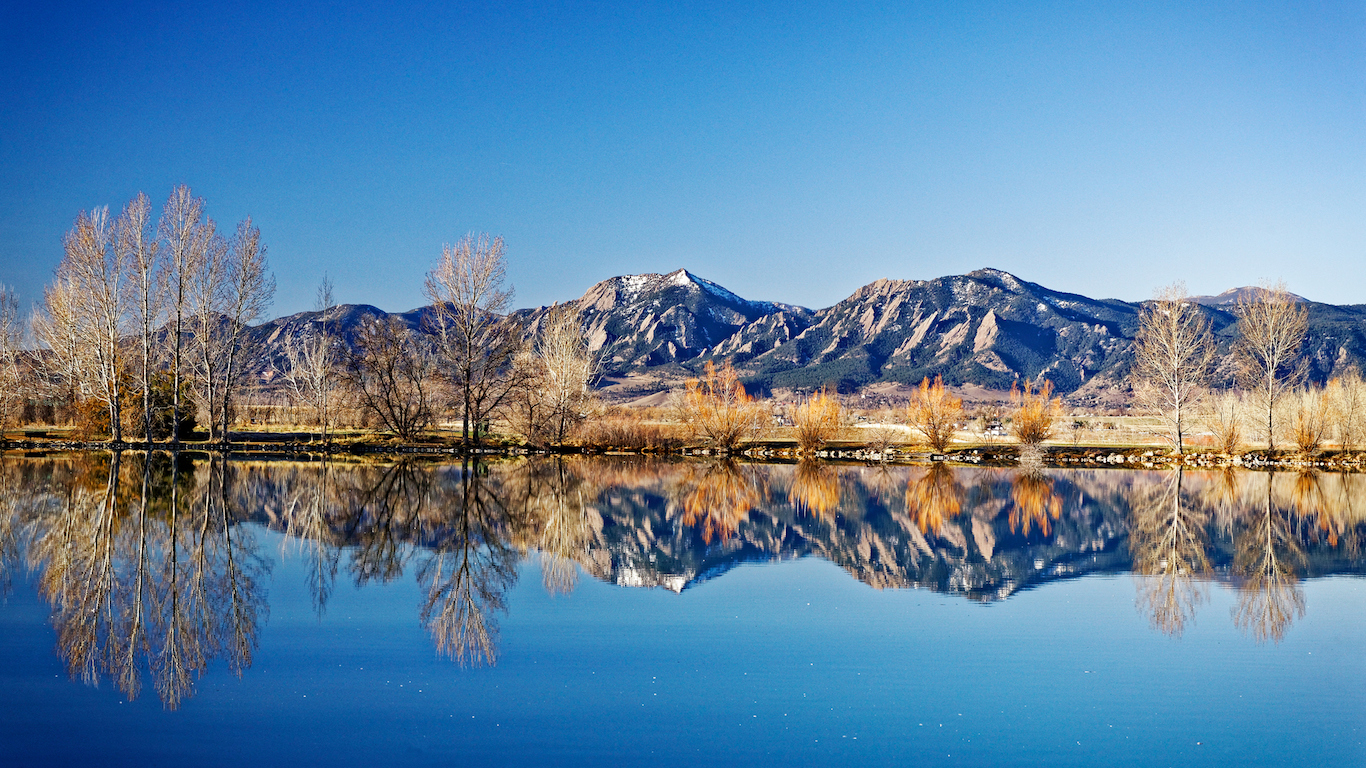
[6,453,1366,694]
[584,459,1135,599]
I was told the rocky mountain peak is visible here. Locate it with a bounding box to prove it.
[1191,286,1310,307]
[245,266,1365,405]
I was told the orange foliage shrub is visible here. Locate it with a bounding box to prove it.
[679,361,769,450]
[576,408,684,450]
[907,375,962,452]
[790,389,843,453]
[1009,379,1063,446]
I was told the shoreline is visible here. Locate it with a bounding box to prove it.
[5,436,1365,471]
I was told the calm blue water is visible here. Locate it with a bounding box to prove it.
[2,454,1364,766]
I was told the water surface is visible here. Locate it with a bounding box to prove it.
[1,454,1363,766]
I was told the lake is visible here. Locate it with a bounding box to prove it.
[1,453,1363,766]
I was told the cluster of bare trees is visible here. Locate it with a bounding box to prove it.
[1131,279,1363,454]
[273,233,598,447]
[11,213,601,447]
[27,187,274,444]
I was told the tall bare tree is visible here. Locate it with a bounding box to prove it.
[31,272,84,418]
[216,217,274,444]
[54,207,127,440]
[113,193,163,444]
[424,234,522,445]
[188,220,227,440]
[1235,281,1308,450]
[1132,282,1215,454]
[507,305,597,445]
[279,277,339,443]
[159,186,212,443]
[0,284,24,430]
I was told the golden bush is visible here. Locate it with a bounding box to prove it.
[907,375,962,452]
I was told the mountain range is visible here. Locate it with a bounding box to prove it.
[254,268,1366,404]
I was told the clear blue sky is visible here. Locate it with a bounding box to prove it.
[2,1,1362,316]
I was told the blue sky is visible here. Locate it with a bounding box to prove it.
[1,1,1362,316]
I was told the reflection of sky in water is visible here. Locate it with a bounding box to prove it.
[2,455,1366,766]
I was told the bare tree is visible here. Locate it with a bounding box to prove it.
[1132,282,1215,454]
[188,221,228,440]
[1287,385,1331,455]
[279,277,340,443]
[0,284,24,430]
[342,315,436,440]
[113,193,163,444]
[1327,368,1366,453]
[31,272,84,419]
[507,306,597,445]
[54,207,127,440]
[159,186,213,443]
[1235,281,1308,450]
[536,306,597,444]
[424,234,522,445]
[215,218,275,444]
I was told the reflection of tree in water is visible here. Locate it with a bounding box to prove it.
[17,451,1366,688]
[0,460,32,598]
[279,460,342,619]
[1201,467,1245,537]
[857,463,905,510]
[1232,472,1305,644]
[1008,463,1062,537]
[1284,470,1366,552]
[415,464,521,667]
[274,459,528,667]
[1290,471,1335,545]
[17,452,268,709]
[342,461,435,586]
[789,461,840,518]
[502,457,599,595]
[678,460,763,544]
[1129,469,1210,637]
[903,463,962,535]
[1325,473,1365,555]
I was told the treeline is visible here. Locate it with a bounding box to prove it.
[0,200,598,447]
